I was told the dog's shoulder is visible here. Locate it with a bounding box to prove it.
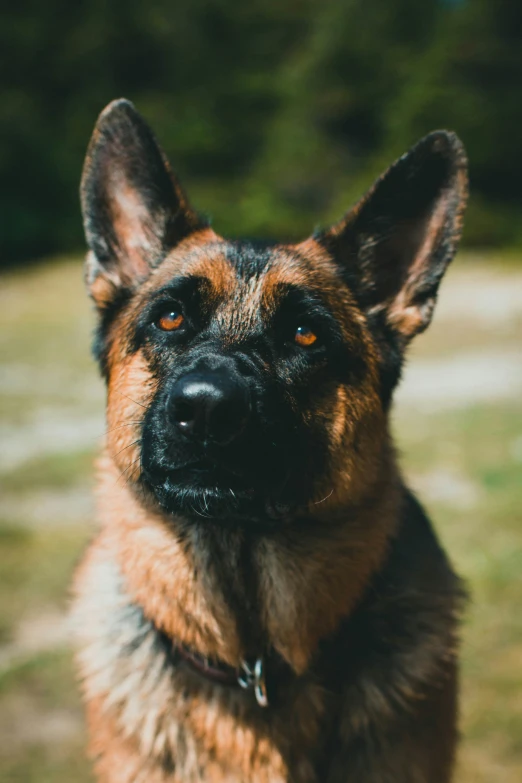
[323,487,466,779]
[339,486,466,708]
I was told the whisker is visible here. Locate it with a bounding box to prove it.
[117,391,150,410]
[101,421,144,438]
[314,489,334,505]
[191,503,208,518]
[112,439,141,459]
[116,456,142,488]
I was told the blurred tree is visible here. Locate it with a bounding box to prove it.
[0,0,521,265]
[382,0,522,245]
[0,0,313,262]
[234,0,444,237]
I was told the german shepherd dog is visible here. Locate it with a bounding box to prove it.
[73,99,468,783]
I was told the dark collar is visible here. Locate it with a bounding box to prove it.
[176,644,271,707]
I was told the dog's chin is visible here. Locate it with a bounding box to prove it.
[141,466,295,526]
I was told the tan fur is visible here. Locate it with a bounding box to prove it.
[73,503,329,782]
[76,107,466,782]
[74,230,404,781]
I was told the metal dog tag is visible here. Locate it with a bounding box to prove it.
[238,657,269,707]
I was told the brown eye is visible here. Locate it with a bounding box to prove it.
[157,310,184,331]
[295,325,318,347]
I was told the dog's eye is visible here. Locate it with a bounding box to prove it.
[157,310,185,332]
[294,325,318,347]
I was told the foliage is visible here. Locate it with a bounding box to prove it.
[1,0,522,264]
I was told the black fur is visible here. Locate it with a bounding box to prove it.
[81,99,205,272]
[77,99,469,783]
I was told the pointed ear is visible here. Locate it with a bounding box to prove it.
[316,131,468,342]
[80,99,204,307]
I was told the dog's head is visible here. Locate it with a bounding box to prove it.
[81,99,467,525]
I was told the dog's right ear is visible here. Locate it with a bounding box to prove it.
[80,99,204,308]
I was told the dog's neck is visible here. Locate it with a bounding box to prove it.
[95,450,401,674]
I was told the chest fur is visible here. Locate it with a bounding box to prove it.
[72,543,330,783]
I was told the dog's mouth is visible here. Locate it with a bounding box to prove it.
[141,458,294,524]
[169,458,253,483]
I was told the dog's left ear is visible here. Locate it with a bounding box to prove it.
[315,131,468,343]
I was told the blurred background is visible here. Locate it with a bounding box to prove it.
[0,1,521,781]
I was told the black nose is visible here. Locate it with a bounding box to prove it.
[169,371,251,446]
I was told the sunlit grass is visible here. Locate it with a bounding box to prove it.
[0,451,97,495]
[395,401,522,781]
[0,524,92,645]
[0,651,93,783]
[0,255,521,782]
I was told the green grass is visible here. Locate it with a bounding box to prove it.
[0,259,98,782]
[0,451,97,496]
[0,747,93,783]
[0,524,91,645]
[0,652,93,783]
[0,255,521,782]
[395,401,522,781]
